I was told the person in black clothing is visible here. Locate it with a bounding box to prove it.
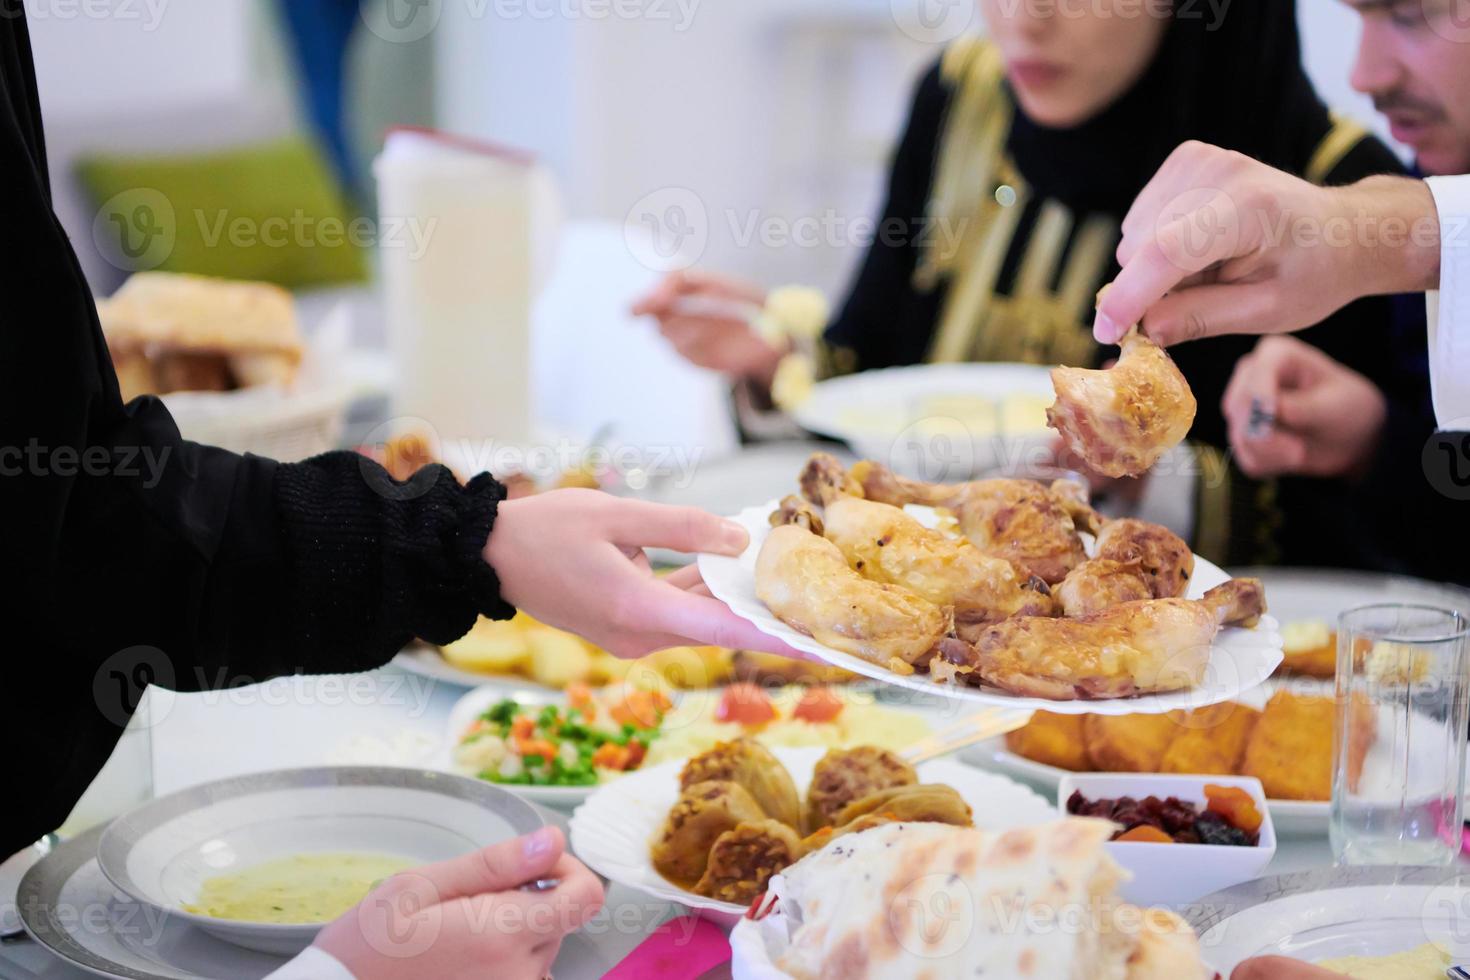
[0,2,791,862]
[635,0,1438,579]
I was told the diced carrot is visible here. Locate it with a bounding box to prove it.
[591,743,631,770]
[516,738,557,763]
[1204,784,1263,833]
[1116,825,1174,843]
[625,739,647,769]
[567,683,593,711]
[510,715,535,740]
[610,689,671,728]
[792,687,844,723]
[715,683,777,726]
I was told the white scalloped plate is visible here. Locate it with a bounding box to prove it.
[699,500,1282,715]
[567,746,1056,922]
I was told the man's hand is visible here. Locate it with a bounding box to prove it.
[632,270,784,385]
[1095,141,1441,346]
[484,489,805,659]
[1222,336,1387,479]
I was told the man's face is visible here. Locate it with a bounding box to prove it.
[1345,0,1470,176]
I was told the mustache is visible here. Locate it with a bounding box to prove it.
[1372,90,1447,121]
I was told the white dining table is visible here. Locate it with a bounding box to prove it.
[1,665,1335,980]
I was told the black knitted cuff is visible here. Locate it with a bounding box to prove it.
[454,472,517,625]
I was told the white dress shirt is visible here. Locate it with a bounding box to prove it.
[264,946,356,980]
[1425,175,1470,430]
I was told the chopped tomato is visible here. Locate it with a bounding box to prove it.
[610,689,671,728]
[715,683,777,726]
[1204,784,1263,833]
[591,743,632,770]
[792,687,844,723]
[625,739,647,769]
[516,738,557,763]
[510,715,535,740]
[1116,825,1174,843]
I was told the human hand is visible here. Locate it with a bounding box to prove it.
[1094,141,1440,347]
[1230,955,1347,979]
[314,827,602,980]
[484,488,805,659]
[631,270,784,385]
[1221,336,1387,479]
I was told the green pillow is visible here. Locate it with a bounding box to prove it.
[79,136,369,289]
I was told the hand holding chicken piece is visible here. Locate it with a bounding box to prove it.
[1048,327,1197,478]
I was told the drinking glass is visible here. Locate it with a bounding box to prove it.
[1331,604,1470,866]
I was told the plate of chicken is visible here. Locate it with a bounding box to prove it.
[698,453,1282,714]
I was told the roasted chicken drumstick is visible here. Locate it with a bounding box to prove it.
[940,578,1266,700]
[1056,517,1195,617]
[1048,328,1197,478]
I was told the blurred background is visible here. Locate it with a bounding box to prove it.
[31,0,1397,463]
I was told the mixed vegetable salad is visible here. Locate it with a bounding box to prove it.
[455,684,671,787]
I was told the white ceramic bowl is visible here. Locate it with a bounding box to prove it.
[1057,773,1276,908]
[98,766,547,956]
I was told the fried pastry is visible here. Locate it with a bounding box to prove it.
[1048,327,1197,479]
[1277,620,1337,678]
[1158,702,1260,776]
[805,746,917,831]
[1004,710,1092,771]
[755,523,952,670]
[651,780,767,885]
[1239,691,1333,801]
[1083,713,1182,772]
[942,578,1266,700]
[693,819,805,904]
[832,783,973,828]
[679,738,802,829]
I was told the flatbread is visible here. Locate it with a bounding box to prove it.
[770,819,1139,980]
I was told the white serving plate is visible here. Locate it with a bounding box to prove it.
[789,362,1057,480]
[1185,865,1470,972]
[567,746,1056,923]
[700,500,1283,715]
[1057,773,1276,907]
[97,767,546,956]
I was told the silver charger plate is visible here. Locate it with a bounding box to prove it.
[1184,865,1470,972]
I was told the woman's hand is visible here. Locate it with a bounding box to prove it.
[313,827,602,980]
[484,489,805,659]
[1231,956,1347,979]
[1221,336,1387,479]
[632,270,784,385]
[1094,141,1441,347]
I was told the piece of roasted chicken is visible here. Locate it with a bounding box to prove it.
[651,780,767,885]
[1048,328,1197,479]
[817,495,1056,632]
[847,459,1091,585]
[939,578,1266,700]
[1056,517,1195,617]
[755,523,953,672]
[693,818,805,904]
[679,737,802,830]
[806,746,918,831]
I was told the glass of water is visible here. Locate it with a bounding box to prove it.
[1331,604,1470,866]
